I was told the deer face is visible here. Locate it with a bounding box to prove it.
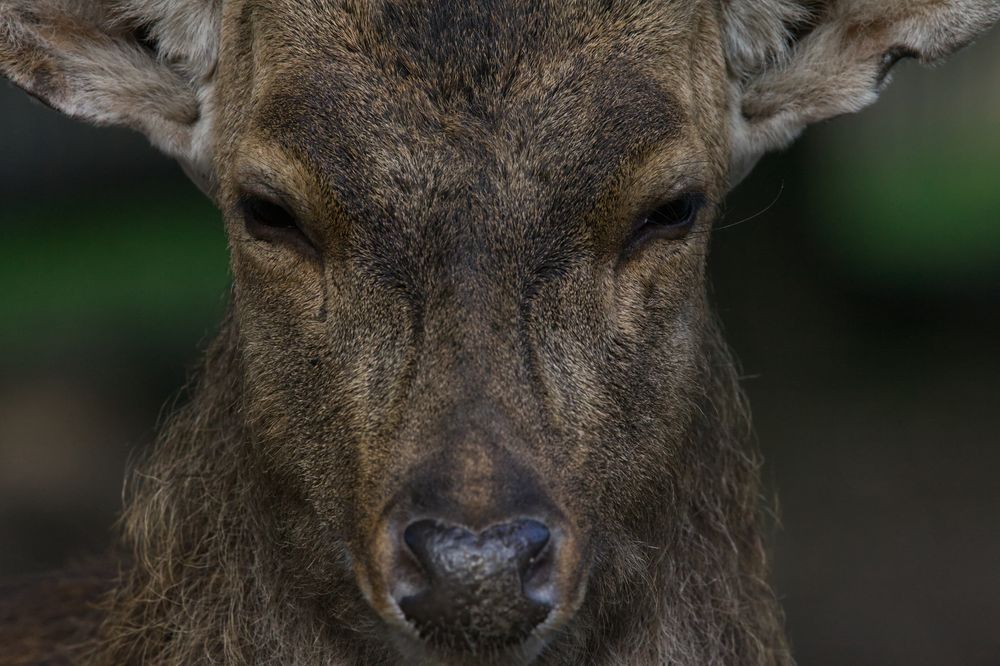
[216,2,728,659]
[3,0,996,663]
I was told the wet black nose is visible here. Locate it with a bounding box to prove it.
[398,518,554,645]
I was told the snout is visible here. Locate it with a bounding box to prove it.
[395,518,556,648]
[361,455,588,660]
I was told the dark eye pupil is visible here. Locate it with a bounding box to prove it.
[242,197,296,229]
[239,194,319,259]
[645,193,702,231]
[624,192,705,256]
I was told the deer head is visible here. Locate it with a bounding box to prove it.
[2,1,996,664]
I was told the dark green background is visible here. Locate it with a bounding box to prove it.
[2,32,999,666]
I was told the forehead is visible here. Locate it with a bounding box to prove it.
[226,0,715,217]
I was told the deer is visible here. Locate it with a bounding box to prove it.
[1,1,997,664]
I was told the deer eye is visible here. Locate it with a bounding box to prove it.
[627,192,706,251]
[239,194,318,258]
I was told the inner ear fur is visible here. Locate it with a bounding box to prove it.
[0,0,219,194]
[725,0,1000,185]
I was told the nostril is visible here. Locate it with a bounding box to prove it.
[511,519,550,574]
[515,520,556,607]
[402,519,441,574]
[516,519,550,555]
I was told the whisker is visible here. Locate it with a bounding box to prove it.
[713,181,786,233]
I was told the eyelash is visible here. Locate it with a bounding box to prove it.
[626,192,706,252]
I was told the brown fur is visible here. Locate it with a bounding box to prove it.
[1,1,996,664]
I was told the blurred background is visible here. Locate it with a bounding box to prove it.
[1,30,998,666]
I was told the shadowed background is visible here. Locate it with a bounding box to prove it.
[1,31,998,666]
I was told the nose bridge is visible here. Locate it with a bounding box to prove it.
[430,218,539,367]
[421,301,524,410]
[408,232,537,451]
[403,402,551,527]
[388,159,554,520]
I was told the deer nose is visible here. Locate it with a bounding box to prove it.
[396,518,555,644]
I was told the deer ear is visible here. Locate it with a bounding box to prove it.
[725,0,1000,185]
[0,1,219,196]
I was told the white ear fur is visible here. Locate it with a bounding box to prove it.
[725,0,1000,186]
[0,0,220,196]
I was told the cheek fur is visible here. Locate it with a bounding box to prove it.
[237,271,419,540]
[522,263,708,528]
